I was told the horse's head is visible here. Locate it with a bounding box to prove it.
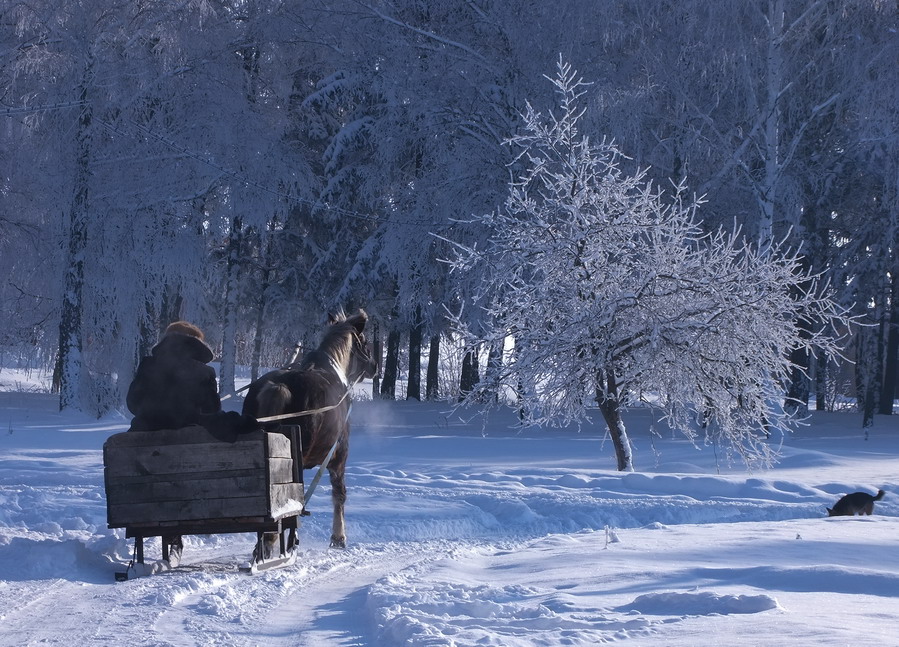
[327,309,377,384]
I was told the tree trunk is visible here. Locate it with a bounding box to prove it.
[596,369,634,472]
[758,0,784,250]
[878,273,899,415]
[863,378,878,429]
[250,225,275,382]
[426,334,440,400]
[159,285,184,331]
[785,320,811,417]
[371,319,381,398]
[250,279,268,382]
[380,328,400,400]
[407,308,422,401]
[513,336,536,421]
[58,62,93,411]
[815,349,828,412]
[857,326,879,429]
[219,216,243,396]
[135,296,159,371]
[249,266,270,382]
[459,347,479,401]
[485,340,503,403]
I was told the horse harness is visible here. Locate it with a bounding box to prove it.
[252,357,361,506]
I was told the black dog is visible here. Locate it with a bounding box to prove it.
[826,489,885,516]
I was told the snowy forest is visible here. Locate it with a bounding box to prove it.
[1,1,897,446]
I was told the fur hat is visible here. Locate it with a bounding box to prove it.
[164,321,205,341]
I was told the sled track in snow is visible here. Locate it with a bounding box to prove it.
[151,539,479,647]
[0,537,478,647]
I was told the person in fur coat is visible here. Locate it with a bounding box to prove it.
[126,321,222,432]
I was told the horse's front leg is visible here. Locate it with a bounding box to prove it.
[328,465,347,548]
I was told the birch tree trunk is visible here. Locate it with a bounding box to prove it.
[758,0,785,250]
[57,60,93,411]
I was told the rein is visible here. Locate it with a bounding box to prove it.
[303,428,343,505]
[221,343,303,402]
[245,339,368,510]
[254,344,361,424]
[254,386,354,424]
[252,367,361,507]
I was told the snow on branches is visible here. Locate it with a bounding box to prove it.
[448,60,851,471]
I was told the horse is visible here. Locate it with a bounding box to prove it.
[242,308,376,548]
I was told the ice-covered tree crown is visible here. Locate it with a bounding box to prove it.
[446,59,853,470]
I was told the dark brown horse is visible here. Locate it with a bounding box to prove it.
[242,309,376,548]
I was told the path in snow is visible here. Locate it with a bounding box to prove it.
[2,392,899,646]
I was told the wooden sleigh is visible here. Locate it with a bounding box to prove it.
[103,424,305,580]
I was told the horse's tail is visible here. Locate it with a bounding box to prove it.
[256,382,292,418]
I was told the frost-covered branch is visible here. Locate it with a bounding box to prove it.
[448,61,853,471]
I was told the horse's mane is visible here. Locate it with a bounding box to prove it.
[302,309,367,371]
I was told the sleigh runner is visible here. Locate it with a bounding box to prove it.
[103,423,305,579]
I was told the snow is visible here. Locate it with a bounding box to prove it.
[1,367,898,646]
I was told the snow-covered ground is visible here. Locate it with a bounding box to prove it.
[1,367,897,646]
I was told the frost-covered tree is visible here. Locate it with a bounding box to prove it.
[585,0,896,418]
[1,0,318,410]
[1,0,189,411]
[2,0,890,420]
[448,62,851,470]
[829,3,899,421]
[308,0,569,390]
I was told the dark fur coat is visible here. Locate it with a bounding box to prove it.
[126,331,221,431]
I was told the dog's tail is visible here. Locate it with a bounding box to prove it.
[874,489,885,501]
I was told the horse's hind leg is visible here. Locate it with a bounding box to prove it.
[328,466,347,548]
